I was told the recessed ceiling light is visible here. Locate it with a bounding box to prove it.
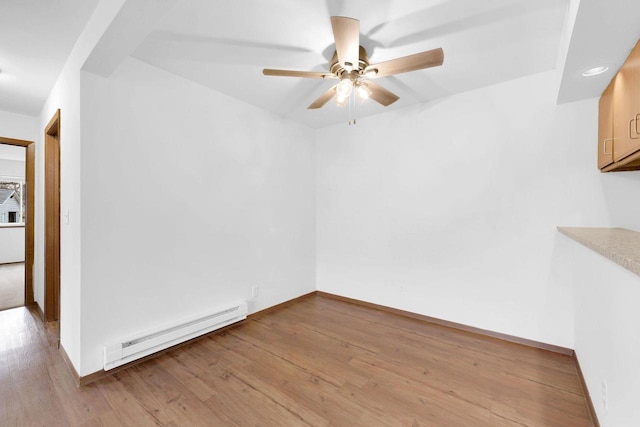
[582,66,609,77]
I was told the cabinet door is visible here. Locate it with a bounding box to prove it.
[614,40,640,162]
[598,80,614,169]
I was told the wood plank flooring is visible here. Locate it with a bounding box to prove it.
[0,295,593,426]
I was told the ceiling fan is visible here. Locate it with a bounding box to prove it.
[262,16,444,110]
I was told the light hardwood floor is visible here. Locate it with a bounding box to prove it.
[0,295,592,426]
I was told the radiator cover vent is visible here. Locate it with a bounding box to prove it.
[103,301,248,371]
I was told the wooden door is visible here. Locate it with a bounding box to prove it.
[598,79,615,169]
[613,40,640,162]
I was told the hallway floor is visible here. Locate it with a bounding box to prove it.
[0,262,23,311]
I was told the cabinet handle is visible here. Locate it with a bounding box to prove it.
[603,138,613,154]
[636,114,640,134]
[629,117,640,140]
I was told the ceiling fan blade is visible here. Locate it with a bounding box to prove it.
[263,69,334,79]
[365,81,399,106]
[308,85,337,109]
[367,48,444,78]
[331,16,360,70]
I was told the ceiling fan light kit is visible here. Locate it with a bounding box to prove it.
[262,16,444,124]
[356,82,372,100]
[336,78,354,99]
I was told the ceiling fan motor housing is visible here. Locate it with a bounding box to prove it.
[330,46,371,79]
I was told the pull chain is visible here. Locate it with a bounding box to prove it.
[348,91,357,126]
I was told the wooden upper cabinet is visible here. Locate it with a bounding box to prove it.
[600,39,640,172]
[598,80,614,169]
[613,41,640,162]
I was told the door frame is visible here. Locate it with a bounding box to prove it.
[44,110,61,322]
[0,136,35,306]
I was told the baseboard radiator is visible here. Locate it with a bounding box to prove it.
[103,301,248,371]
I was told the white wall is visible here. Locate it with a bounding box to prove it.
[0,159,26,178]
[32,0,315,377]
[0,109,37,141]
[567,236,640,426]
[37,0,127,373]
[316,70,640,349]
[78,57,316,375]
[0,227,25,264]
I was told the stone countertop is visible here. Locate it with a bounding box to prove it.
[558,227,640,277]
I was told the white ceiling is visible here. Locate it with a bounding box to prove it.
[557,0,640,104]
[131,0,569,128]
[0,0,99,115]
[3,0,640,127]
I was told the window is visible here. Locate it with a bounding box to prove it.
[0,180,25,224]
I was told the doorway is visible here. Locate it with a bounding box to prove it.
[0,144,26,311]
[0,136,35,310]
